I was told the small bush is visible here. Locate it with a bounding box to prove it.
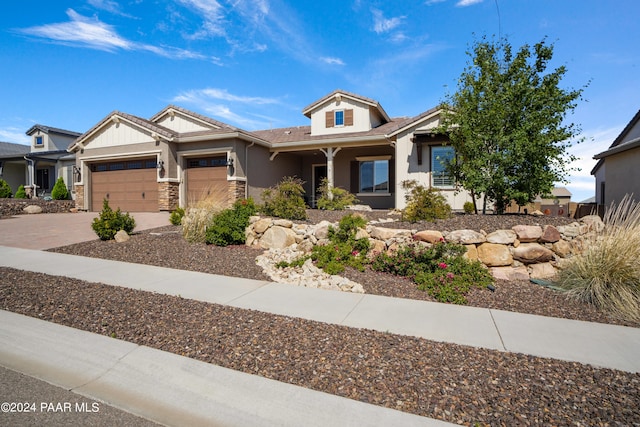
[556,195,640,322]
[91,199,136,240]
[205,198,257,246]
[169,207,185,226]
[463,201,475,214]
[261,176,307,220]
[371,240,492,304]
[401,180,451,222]
[14,185,26,199]
[0,179,12,198]
[316,177,358,210]
[51,177,69,200]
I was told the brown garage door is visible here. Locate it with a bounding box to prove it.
[185,156,228,207]
[91,159,158,212]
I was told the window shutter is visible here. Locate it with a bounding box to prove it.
[350,161,359,193]
[326,111,334,128]
[345,109,354,126]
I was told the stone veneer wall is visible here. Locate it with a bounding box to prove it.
[228,180,246,205]
[74,184,84,210]
[245,215,605,282]
[158,181,179,211]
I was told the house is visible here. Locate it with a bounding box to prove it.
[69,90,478,212]
[0,141,31,194]
[592,108,640,208]
[25,125,82,198]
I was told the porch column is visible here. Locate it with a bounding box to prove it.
[320,147,341,200]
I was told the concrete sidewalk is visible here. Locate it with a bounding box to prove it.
[1,245,639,373]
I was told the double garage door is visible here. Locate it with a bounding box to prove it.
[91,159,158,212]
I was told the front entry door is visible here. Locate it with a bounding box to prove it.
[312,164,327,208]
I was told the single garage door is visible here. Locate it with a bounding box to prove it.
[185,156,228,207]
[91,159,158,212]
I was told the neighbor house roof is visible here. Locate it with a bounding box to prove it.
[26,124,82,137]
[591,108,640,175]
[0,141,30,158]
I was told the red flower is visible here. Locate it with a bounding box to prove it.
[438,262,448,269]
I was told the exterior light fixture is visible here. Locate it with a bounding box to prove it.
[226,158,234,167]
[157,160,164,170]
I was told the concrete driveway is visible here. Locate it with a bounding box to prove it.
[0,212,170,250]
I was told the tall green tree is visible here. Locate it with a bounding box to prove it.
[438,36,586,214]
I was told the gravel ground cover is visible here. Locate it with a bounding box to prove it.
[3,211,638,425]
[1,267,638,426]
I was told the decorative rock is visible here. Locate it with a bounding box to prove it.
[413,230,444,244]
[486,229,517,245]
[512,243,554,263]
[551,239,572,258]
[528,262,558,280]
[477,243,513,267]
[23,205,43,214]
[559,223,581,238]
[249,215,261,224]
[253,218,272,234]
[355,228,370,240]
[368,238,386,257]
[313,221,333,239]
[346,204,372,211]
[272,219,293,228]
[114,229,130,243]
[540,225,561,243]
[260,226,297,249]
[69,208,79,213]
[447,229,486,244]
[463,244,478,261]
[490,266,529,281]
[581,215,605,232]
[512,225,542,242]
[530,210,545,216]
[370,226,411,241]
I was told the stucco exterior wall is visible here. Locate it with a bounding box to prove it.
[1,162,26,194]
[594,163,606,205]
[603,148,640,206]
[310,98,373,136]
[245,145,302,203]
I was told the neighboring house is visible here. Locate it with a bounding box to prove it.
[504,186,572,217]
[25,125,82,198]
[0,141,31,194]
[69,90,478,212]
[592,108,640,208]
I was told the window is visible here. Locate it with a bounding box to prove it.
[359,160,389,193]
[431,146,455,187]
[34,136,43,147]
[335,110,344,126]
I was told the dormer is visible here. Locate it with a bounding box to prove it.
[302,90,391,136]
[150,105,238,134]
[26,125,81,152]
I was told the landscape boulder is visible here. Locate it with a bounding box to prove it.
[114,229,130,243]
[477,242,513,267]
[512,225,542,242]
[486,229,517,245]
[540,225,561,243]
[413,230,444,244]
[260,226,297,249]
[447,229,486,244]
[512,243,554,263]
[23,205,43,214]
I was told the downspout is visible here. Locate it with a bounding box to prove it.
[245,142,255,199]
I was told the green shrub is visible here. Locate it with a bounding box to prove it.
[0,179,12,198]
[51,177,69,200]
[316,177,358,210]
[14,185,26,199]
[181,194,228,243]
[169,207,185,226]
[261,176,307,220]
[205,198,257,246]
[279,213,370,275]
[401,180,451,222]
[463,201,475,214]
[556,195,640,323]
[371,240,492,304]
[91,199,136,240]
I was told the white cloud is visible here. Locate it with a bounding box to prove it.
[456,0,484,6]
[87,0,137,18]
[176,0,226,38]
[16,9,214,61]
[371,9,405,34]
[320,57,345,66]
[0,127,30,145]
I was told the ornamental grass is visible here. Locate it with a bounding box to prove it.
[182,184,228,243]
[556,194,640,323]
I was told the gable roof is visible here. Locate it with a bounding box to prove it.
[591,108,640,174]
[69,111,177,152]
[26,124,81,137]
[150,105,239,131]
[0,141,31,158]
[301,89,391,122]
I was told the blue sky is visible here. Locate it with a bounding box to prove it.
[1,0,638,202]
